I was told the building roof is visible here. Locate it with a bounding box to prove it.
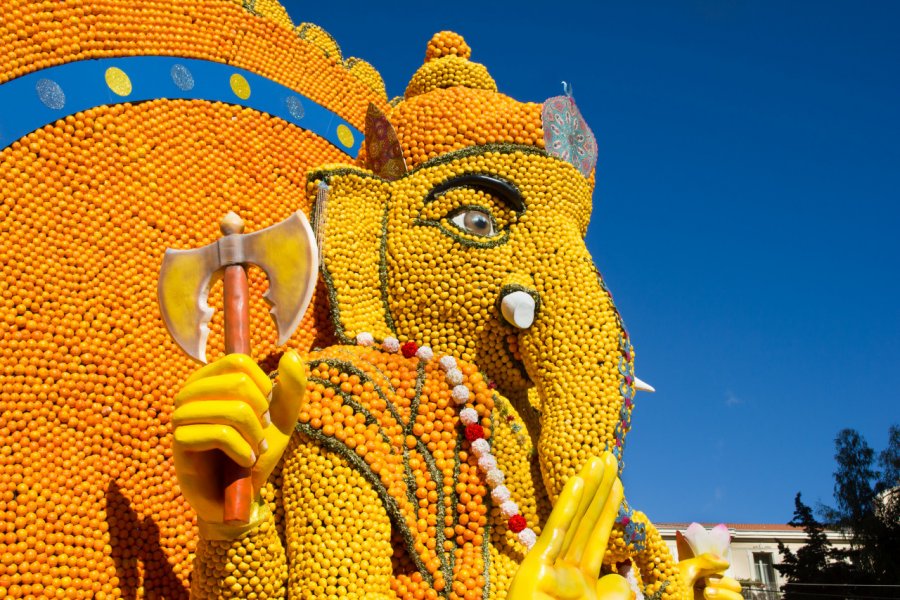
[656,522,803,532]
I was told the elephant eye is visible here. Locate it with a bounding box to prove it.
[449,209,496,236]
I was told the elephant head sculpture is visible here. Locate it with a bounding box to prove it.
[312,33,643,502]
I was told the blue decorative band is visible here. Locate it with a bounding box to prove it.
[0,56,363,155]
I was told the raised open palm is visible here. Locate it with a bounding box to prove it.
[508,453,634,600]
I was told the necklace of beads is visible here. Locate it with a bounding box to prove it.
[355,332,537,550]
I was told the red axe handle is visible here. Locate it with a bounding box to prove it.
[222,263,253,524]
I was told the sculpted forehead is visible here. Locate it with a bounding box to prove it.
[390,145,595,236]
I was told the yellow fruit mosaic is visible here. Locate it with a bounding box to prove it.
[0,1,706,599]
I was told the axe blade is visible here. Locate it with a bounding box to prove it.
[243,211,318,345]
[158,244,219,364]
[157,211,318,364]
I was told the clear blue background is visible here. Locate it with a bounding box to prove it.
[281,0,899,524]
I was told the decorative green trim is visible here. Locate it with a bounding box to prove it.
[409,144,550,175]
[646,580,670,600]
[296,23,343,60]
[415,196,516,248]
[408,361,453,595]
[416,434,452,597]
[450,425,463,574]
[318,249,351,344]
[310,168,395,342]
[306,376,394,448]
[295,423,432,585]
[378,200,398,335]
[401,362,423,508]
[481,494,493,600]
[491,390,532,451]
[307,167,384,185]
[307,352,460,594]
[312,357,404,425]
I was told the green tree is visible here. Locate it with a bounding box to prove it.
[777,493,844,600]
[871,425,900,581]
[878,425,900,491]
[825,427,900,583]
[828,429,877,527]
[779,425,900,598]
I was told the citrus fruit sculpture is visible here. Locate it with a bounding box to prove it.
[0,2,744,599]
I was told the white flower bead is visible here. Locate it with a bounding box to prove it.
[490,485,511,503]
[356,332,375,346]
[485,468,505,487]
[382,337,400,353]
[445,368,464,386]
[459,407,479,425]
[478,453,498,472]
[470,438,490,457]
[451,384,469,404]
[500,500,520,518]
[439,355,457,371]
[518,528,537,549]
[416,346,434,361]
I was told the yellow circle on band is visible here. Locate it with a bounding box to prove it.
[230,74,251,100]
[336,124,354,148]
[105,67,132,97]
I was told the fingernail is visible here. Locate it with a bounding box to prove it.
[259,438,269,454]
[249,451,257,465]
[262,411,271,427]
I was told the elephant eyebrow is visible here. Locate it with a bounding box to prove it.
[425,174,525,214]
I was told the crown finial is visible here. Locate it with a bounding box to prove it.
[425,31,472,62]
[404,31,496,99]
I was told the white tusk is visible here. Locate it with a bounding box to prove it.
[633,377,655,393]
[500,291,536,329]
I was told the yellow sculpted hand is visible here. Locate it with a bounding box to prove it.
[172,351,306,532]
[679,555,743,600]
[508,453,634,600]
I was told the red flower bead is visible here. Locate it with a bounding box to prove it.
[508,514,527,533]
[465,424,485,442]
[401,341,419,358]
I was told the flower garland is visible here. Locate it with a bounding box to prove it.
[355,332,537,550]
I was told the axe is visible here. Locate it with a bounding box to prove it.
[158,211,317,523]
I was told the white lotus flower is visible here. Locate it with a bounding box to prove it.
[681,523,730,559]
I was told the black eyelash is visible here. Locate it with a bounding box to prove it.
[425,174,524,214]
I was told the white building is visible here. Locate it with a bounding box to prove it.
[655,522,851,599]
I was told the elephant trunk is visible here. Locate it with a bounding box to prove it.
[517,247,635,502]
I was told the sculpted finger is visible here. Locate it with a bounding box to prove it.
[269,350,307,433]
[183,353,273,397]
[173,401,266,451]
[708,576,742,594]
[174,424,257,468]
[533,473,585,563]
[559,455,607,558]
[565,452,617,564]
[596,573,633,600]
[175,372,269,416]
[705,584,742,600]
[680,554,730,587]
[582,477,624,576]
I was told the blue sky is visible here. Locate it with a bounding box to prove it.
[282,0,900,524]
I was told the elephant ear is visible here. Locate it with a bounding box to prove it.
[309,166,395,343]
[364,103,408,181]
